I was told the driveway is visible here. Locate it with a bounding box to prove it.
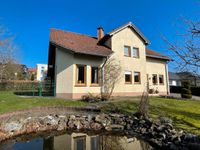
[170,93,200,101]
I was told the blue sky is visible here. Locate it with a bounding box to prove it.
[0,0,199,70]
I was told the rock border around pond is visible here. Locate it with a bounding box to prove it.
[0,107,199,150]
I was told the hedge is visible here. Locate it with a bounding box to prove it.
[170,86,200,96]
[0,80,39,91]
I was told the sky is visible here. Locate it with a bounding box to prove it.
[0,0,199,71]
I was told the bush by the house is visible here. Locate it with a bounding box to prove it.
[81,93,101,103]
[181,81,192,99]
[81,93,109,102]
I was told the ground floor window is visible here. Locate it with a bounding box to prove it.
[159,75,164,84]
[91,136,100,150]
[134,72,141,83]
[76,65,86,85]
[91,67,99,84]
[125,71,132,84]
[74,136,86,150]
[152,74,158,84]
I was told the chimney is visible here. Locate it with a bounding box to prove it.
[97,26,104,41]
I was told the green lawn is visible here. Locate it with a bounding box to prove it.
[99,97,200,135]
[0,92,200,135]
[0,92,86,114]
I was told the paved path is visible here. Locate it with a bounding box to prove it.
[170,93,200,101]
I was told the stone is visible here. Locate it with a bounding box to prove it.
[74,120,83,130]
[69,115,76,120]
[4,122,22,133]
[90,122,102,130]
[105,124,124,131]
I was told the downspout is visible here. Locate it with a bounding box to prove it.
[165,62,170,95]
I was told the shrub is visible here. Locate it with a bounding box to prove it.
[81,93,102,103]
[137,92,149,117]
[181,88,192,99]
[182,80,191,90]
[181,81,192,99]
[148,89,154,94]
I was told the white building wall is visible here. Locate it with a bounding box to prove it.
[36,64,48,81]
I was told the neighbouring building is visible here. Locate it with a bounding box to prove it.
[28,68,37,80]
[169,72,182,86]
[47,22,171,99]
[169,71,200,87]
[36,64,48,81]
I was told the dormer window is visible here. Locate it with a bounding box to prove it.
[124,46,131,57]
[132,47,139,58]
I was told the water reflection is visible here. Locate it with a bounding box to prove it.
[0,132,153,150]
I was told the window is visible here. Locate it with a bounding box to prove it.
[132,47,139,58]
[76,65,86,85]
[124,46,131,57]
[91,67,99,84]
[134,72,141,83]
[125,71,132,84]
[152,74,158,84]
[159,75,164,84]
[74,136,86,150]
[91,136,100,150]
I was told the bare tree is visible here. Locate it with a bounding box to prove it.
[100,58,122,100]
[163,20,200,75]
[0,26,20,81]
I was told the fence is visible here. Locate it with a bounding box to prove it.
[0,80,56,97]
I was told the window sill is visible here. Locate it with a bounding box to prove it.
[90,84,100,87]
[124,55,131,57]
[125,82,132,84]
[134,82,141,84]
[75,84,87,87]
[159,83,164,85]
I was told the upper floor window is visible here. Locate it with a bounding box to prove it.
[132,47,139,58]
[134,72,141,83]
[91,67,99,84]
[76,65,86,85]
[124,46,131,57]
[125,71,132,84]
[159,75,164,84]
[152,74,158,85]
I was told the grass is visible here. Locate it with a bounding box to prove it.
[98,96,200,135]
[0,92,200,135]
[0,92,86,114]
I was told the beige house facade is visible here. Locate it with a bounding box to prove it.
[47,22,170,99]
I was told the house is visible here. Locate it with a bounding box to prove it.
[43,132,146,150]
[47,22,171,99]
[28,68,37,80]
[169,71,200,87]
[169,72,182,86]
[36,64,48,81]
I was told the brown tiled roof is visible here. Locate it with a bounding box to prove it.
[49,27,170,61]
[50,29,112,57]
[146,48,170,60]
[28,68,37,73]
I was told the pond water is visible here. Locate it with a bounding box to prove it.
[0,132,154,150]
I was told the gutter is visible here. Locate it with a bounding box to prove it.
[146,55,171,61]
